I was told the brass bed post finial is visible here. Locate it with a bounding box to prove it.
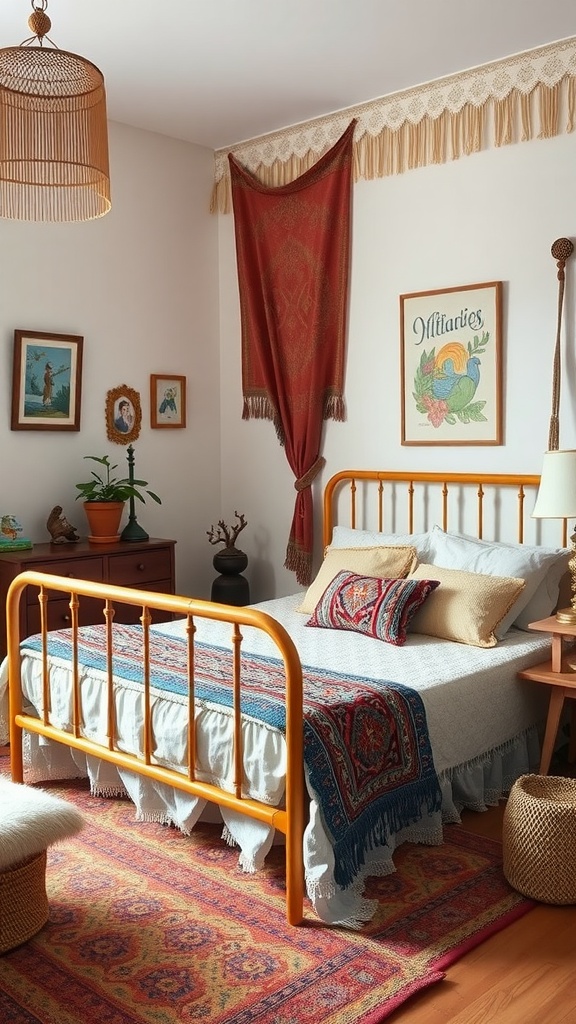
[477,482,484,539]
[518,486,525,544]
[441,482,448,533]
[350,478,357,530]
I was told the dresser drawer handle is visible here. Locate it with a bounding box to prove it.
[62,614,71,623]
[67,572,75,578]
[137,563,145,571]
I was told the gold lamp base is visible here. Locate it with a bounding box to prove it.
[555,606,576,625]
[555,529,576,626]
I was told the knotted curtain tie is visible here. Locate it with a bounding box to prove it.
[295,456,326,492]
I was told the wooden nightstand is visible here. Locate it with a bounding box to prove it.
[518,615,576,774]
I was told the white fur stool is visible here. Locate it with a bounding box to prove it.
[0,778,84,953]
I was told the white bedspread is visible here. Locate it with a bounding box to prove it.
[162,594,551,777]
[0,593,551,927]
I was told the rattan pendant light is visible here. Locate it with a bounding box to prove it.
[0,0,111,221]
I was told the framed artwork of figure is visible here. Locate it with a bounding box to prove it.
[106,384,142,445]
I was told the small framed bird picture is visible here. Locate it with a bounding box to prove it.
[400,281,502,446]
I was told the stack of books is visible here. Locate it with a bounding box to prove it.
[0,536,33,552]
[0,515,33,551]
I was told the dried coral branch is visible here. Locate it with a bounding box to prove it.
[207,511,247,550]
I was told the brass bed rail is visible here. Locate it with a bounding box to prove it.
[322,470,563,548]
[6,571,305,925]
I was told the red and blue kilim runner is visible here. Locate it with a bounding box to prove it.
[23,624,441,889]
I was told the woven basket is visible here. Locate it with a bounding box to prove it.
[0,850,48,954]
[503,774,576,905]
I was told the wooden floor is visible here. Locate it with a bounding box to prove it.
[389,801,576,1024]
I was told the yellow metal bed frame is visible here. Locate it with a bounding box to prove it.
[7,581,306,922]
[7,469,554,926]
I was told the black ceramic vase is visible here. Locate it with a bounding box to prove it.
[211,548,250,606]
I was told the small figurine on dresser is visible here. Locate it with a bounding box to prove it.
[46,505,80,544]
[0,514,33,551]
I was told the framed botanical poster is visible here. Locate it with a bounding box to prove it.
[105,384,142,445]
[11,329,83,431]
[150,374,186,429]
[400,281,503,446]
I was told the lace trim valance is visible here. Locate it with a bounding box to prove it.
[211,35,576,214]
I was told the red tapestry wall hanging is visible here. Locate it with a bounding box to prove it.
[229,120,355,585]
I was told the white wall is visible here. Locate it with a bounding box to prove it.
[4,116,574,605]
[218,129,576,600]
[0,121,221,598]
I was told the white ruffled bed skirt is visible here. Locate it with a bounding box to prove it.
[16,724,541,927]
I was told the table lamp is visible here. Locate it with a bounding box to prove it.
[532,449,576,624]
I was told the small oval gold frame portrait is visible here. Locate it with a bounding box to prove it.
[106,384,142,445]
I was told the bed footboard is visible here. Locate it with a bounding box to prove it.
[6,571,305,925]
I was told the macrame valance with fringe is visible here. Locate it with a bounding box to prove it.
[211,35,576,214]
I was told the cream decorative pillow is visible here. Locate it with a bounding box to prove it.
[408,563,526,648]
[298,545,418,614]
[427,525,569,637]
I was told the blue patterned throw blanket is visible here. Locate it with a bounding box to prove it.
[23,624,441,889]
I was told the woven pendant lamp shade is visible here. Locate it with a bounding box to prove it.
[0,7,111,222]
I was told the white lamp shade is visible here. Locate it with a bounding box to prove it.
[532,449,576,519]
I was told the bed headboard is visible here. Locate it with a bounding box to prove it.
[322,470,568,550]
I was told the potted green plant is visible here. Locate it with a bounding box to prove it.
[75,455,161,544]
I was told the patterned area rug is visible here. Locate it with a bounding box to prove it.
[0,777,534,1024]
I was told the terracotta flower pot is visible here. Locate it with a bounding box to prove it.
[83,501,125,544]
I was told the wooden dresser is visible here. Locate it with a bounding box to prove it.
[0,537,176,660]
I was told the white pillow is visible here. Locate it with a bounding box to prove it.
[330,525,432,562]
[426,525,569,637]
[516,557,570,628]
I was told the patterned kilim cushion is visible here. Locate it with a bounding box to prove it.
[298,545,418,614]
[306,570,440,645]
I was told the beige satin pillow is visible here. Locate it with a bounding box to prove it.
[298,545,417,614]
[408,563,526,648]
